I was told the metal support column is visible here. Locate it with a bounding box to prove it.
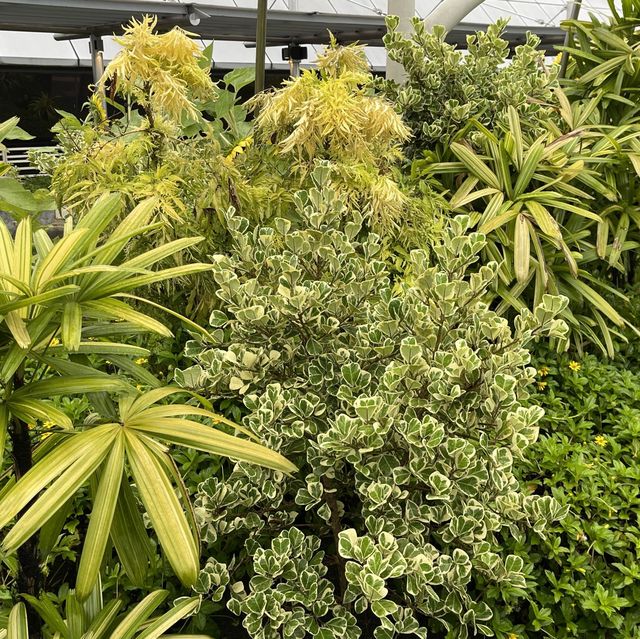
[287,0,301,76]
[559,0,582,79]
[89,34,106,112]
[386,0,415,83]
[255,0,268,93]
[89,34,104,86]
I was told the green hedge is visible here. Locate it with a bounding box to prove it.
[486,352,640,638]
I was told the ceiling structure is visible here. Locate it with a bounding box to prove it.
[0,0,615,70]
[0,0,389,44]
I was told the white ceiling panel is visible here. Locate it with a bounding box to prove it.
[0,1,616,70]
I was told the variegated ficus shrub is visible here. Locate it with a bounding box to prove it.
[176,170,569,639]
[382,17,555,155]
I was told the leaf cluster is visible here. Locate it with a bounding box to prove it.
[101,15,216,121]
[387,8,640,355]
[176,174,569,638]
[417,104,637,355]
[1,585,205,639]
[0,117,54,218]
[251,42,408,167]
[556,0,640,290]
[248,42,422,239]
[479,351,640,638]
[38,23,269,320]
[382,18,556,154]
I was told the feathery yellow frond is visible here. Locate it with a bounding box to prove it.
[249,40,412,234]
[101,16,216,120]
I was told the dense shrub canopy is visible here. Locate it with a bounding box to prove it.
[178,172,568,638]
[4,7,640,638]
[385,11,640,356]
[382,18,556,154]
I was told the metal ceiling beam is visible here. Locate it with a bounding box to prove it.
[0,0,388,44]
[0,0,566,51]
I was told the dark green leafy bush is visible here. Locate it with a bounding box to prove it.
[483,352,640,638]
[177,171,569,638]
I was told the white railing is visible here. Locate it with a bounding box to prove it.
[1,146,59,176]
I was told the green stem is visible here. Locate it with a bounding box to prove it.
[9,372,43,638]
[321,476,348,605]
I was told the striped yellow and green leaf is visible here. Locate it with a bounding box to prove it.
[421,105,634,355]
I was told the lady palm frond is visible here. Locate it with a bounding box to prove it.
[0,194,296,600]
[2,588,210,639]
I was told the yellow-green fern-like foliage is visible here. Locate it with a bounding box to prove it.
[253,43,405,166]
[248,40,437,243]
[47,17,266,228]
[101,16,215,122]
[40,18,277,318]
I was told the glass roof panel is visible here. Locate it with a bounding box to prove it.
[173,0,615,27]
[0,0,617,70]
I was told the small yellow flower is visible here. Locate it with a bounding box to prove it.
[42,420,54,429]
[537,366,549,377]
[594,435,607,447]
[27,423,36,430]
[508,634,518,639]
[134,357,148,366]
[50,337,60,346]
[136,384,144,391]
[569,360,581,372]
[537,381,548,391]
[226,135,254,161]
[577,567,586,574]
